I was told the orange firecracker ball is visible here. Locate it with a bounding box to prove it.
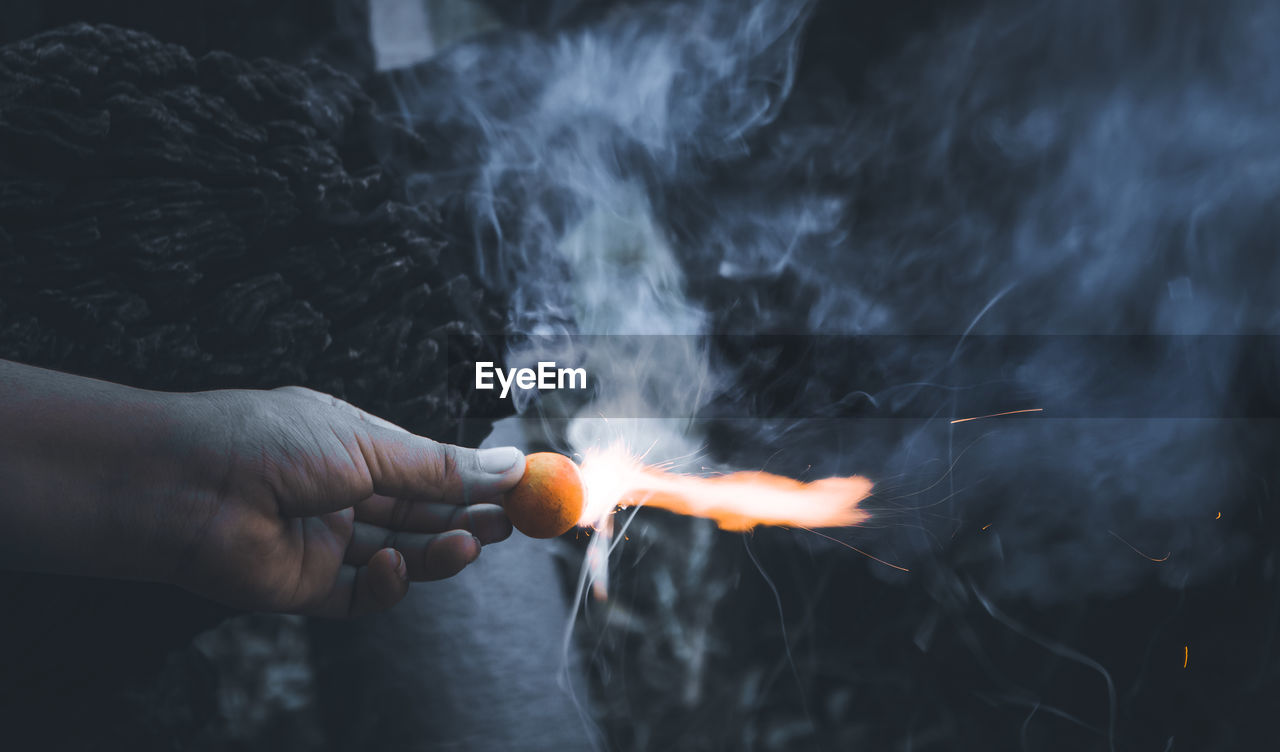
[504,452,585,539]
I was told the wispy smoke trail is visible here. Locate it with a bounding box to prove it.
[389,0,1277,604]
[388,0,815,466]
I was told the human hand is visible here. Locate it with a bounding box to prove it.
[162,386,524,617]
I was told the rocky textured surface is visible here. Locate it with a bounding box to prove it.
[0,23,508,749]
[2,0,374,76]
[0,23,504,435]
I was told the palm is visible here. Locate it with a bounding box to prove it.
[173,387,521,617]
[184,493,353,612]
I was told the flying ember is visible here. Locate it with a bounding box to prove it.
[576,445,873,531]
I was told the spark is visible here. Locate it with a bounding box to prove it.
[571,443,882,610]
[1183,645,1188,669]
[1107,530,1171,563]
[796,525,910,573]
[950,408,1044,424]
[1215,511,1221,519]
[577,444,872,531]
[981,523,992,531]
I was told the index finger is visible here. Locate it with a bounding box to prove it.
[354,494,511,535]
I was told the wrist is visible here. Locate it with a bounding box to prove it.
[70,387,217,583]
[114,389,238,586]
[0,362,227,584]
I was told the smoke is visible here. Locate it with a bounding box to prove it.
[388,0,813,465]
[740,0,1277,603]
[387,0,1276,604]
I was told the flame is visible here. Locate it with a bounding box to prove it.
[577,445,872,531]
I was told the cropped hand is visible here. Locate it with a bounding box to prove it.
[0,361,524,618]
[169,386,524,617]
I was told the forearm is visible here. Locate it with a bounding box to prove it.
[0,360,209,581]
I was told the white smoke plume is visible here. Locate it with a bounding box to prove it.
[386,0,1277,605]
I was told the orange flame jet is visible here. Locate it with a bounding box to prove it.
[577,445,872,531]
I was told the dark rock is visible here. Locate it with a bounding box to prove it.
[1,0,374,78]
[0,23,510,749]
[0,23,507,429]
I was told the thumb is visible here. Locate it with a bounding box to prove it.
[273,387,527,509]
[356,424,527,506]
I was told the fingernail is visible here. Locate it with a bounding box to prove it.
[393,549,407,579]
[470,535,483,562]
[477,446,522,474]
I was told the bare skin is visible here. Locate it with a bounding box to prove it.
[0,360,524,618]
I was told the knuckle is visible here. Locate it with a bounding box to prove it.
[423,441,456,488]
